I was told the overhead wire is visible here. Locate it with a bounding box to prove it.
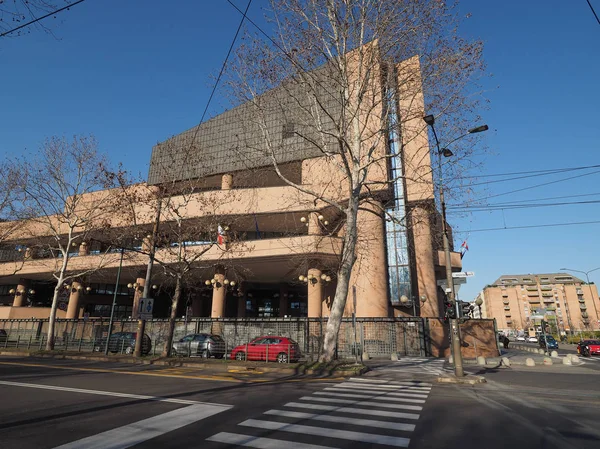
[586,0,600,25]
[0,0,87,38]
[463,220,600,233]
[454,163,600,180]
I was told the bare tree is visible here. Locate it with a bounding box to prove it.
[14,135,126,350]
[1,1,76,37]
[226,0,486,361]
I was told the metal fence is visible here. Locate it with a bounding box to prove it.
[0,317,426,359]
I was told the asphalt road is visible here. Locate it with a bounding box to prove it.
[1,355,598,449]
[513,341,600,371]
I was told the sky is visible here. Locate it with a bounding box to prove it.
[1,0,599,301]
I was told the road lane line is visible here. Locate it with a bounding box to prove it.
[339,382,431,391]
[0,379,228,406]
[348,377,433,387]
[239,419,410,447]
[284,401,420,420]
[207,432,335,449]
[324,387,428,399]
[313,391,425,403]
[264,409,416,432]
[299,396,422,410]
[54,403,230,449]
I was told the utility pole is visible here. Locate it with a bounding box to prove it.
[423,115,487,377]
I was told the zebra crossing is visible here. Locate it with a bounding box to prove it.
[206,377,433,448]
[381,357,451,376]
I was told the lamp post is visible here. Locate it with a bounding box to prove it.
[400,295,427,316]
[423,114,488,377]
[560,267,600,333]
[475,297,483,318]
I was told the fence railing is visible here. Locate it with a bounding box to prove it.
[0,317,426,360]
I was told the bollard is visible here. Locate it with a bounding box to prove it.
[525,358,536,367]
[477,356,486,366]
[362,351,370,361]
[562,357,572,365]
[551,350,559,358]
[501,357,511,367]
[569,354,579,364]
[391,353,399,361]
[448,354,453,364]
[543,357,552,366]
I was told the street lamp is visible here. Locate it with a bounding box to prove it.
[475,297,483,318]
[423,114,488,377]
[399,295,427,316]
[560,267,600,333]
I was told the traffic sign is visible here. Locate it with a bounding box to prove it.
[452,272,475,278]
[138,298,154,320]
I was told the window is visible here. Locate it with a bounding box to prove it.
[282,123,295,139]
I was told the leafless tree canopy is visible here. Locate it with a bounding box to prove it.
[0,0,65,36]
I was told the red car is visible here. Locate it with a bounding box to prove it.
[230,336,301,363]
[577,340,600,357]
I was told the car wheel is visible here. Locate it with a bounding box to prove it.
[235,352,246,361]
[277,352,288,364]
[124,346,133,355]
[214,354,224,359]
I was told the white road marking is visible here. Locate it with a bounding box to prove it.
[239,419,410,447]
[54,404,230,449]
[284,401,420,420]
[0,380,224,406]
[313,391,425,403]
[264,409,416,432]
[325,386,429,398]
[299,396,422,411]
[348,377,433,387]
[339,382,431,391]
[207,432,335,449]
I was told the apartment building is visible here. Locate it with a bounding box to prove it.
[476,273,600,334]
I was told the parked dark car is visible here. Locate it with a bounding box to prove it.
[93,332,151,355]
[230,336,301,363]
[539,335,559,350]
[0,329,7,343]
[171,333,225,358]
[577,339,600,357]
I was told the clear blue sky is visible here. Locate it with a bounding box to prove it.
[1,1,599,300]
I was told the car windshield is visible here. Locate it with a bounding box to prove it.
[546,336,556,342]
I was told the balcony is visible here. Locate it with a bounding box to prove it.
[579,297,586,303]
[576,289,584,295]
[527,291,539,297]
[582,312,589,319]
[580,303,587,310]
[503,300,509,305]
[540,285,552,291]
[525,287,538,292]
[541,292,553,297]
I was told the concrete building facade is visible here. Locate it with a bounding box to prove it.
[0,48,462,321]
[476,273,600,335]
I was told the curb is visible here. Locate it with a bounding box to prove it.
[437,375,486,385]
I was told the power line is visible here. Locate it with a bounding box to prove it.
[460,164,600,187]
[0,0,87,38]
[455,163,600,180]
[586,0,600,25]
[465,219,600,233]
[450,191,600,208]
[448,198,600,212]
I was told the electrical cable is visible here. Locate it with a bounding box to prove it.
[0,0,87,38]
[464,219,600,233]
[586,0,600,25]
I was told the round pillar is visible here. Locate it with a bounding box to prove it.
[307,268,323,318]
[12,279,28,307]
[66,281,82,319]
[308,212,323,235]
[351,200,388,317]
[211,273,226,318]
[221,173,233,190]
[79,242,89,256]
[131,277,145,319]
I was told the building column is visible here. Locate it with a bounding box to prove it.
[211,272,226,318]
[221,173,233,190]
[279,285,289,317]
[308,212,323,235]
[350,200,389,317]
[410,204,441,317]
[66,281,82,319]
[12,279,29,307]
[79,242,89,256]
[237,283,247,318]
[131,278,145,319]
[307,268,323,318]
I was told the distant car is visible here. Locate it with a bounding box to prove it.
[230,336,301,363]
[539,335,559,350]
[0,329,7,343]
[93,332,151,355]
[527,336,538,343]
[577,340,600,357]
[172,333,225,358]
[516,335,526,342]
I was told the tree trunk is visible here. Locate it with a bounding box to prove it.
[162,277,182,357]
[46,257,68,351]
[320,197,359,362]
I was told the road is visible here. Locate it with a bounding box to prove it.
[1,355,599,449]
[513,341,600,371]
